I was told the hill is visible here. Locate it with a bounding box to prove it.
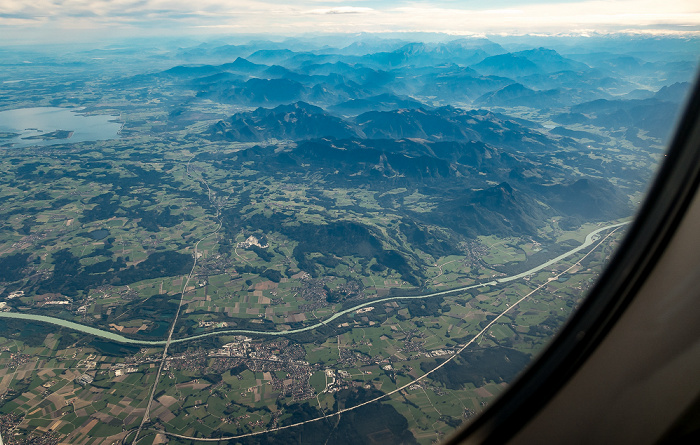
[208,102,363,142]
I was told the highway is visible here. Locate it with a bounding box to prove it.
[156,223,627,442]
[131,153,225,444]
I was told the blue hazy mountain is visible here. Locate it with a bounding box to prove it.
[155,35,697,114]
[470,48,589,78]
[107,34,698,238]
[358,40,504,68]
[536,178,632,229]
[209,102,363,141]
[223,57,268,74]
[471,53,542,77]
[354,107,578,151]
[654,82,692,103]
[159,57,267,80]
[512,48,590,73]
[162,64,224,78]
[473,82,611,108]
[411,68,512,102]
[246,48,296,64]
[336,38,414,56]
[190,71,245,86]
[200,77,310,105]
[516,69,631,94]
[330,93,427,116]
[298,63,396,88]
[548,127,610,144]
[473,83,565,108]
[571,97,684,140]
[207,104,570,150]
[263,65,316,83]
[565,52,697,89]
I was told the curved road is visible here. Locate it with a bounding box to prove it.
[0,221,629,346]
[157,224,627,443]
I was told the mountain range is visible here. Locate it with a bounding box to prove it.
[155,35,696,242]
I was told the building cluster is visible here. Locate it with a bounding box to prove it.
[0,413,22,437]
[6,353,30,370]
[208,357,246,375]
[74,373,94,387]
[258,361,316,401]
[3,290,75,310]
[396,329,428,354]
[114,367,138,377]
[158,337,317,400]
[459,239,490,265]
[419,349,454,358]
[322,368,350,393]
[195,253,232,277]
[223,412,274,431]
[198,320,230,329]
[210,336,252,358]
[295,276,333,312]
[164,349,209,372]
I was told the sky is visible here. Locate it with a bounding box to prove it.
[1,0,700,44]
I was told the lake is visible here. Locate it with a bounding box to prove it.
[0,107,122,148]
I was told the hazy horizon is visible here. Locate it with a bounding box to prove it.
[1,0,699,45]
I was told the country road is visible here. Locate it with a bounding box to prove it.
[131,153,225,444]
[155,223,627,443]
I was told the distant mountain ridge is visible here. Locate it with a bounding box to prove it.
[330,93,427,115]
[354,106,579,151]
[206,103,579,153]
[154,38,690,114]
[473,83,563,108]
[159,35,694,242]
[208,101,362,142]
[214,137,631,239]
[571,97,684,140]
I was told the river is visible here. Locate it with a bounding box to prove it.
[0,221,629,346]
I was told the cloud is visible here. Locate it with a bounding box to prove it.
[482,9,524,15]
[0,0,698,40]
[385,1,700,35]
[305,6,374,15]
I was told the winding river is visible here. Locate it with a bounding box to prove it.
[0,221,629,346]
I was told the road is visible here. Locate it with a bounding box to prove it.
[0,221,629,345]
[156,224,626,442]
[131,154,224,444]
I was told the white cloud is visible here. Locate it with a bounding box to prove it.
[305,6,374,15]
[482,9,524,15]
[0,0,698,40]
